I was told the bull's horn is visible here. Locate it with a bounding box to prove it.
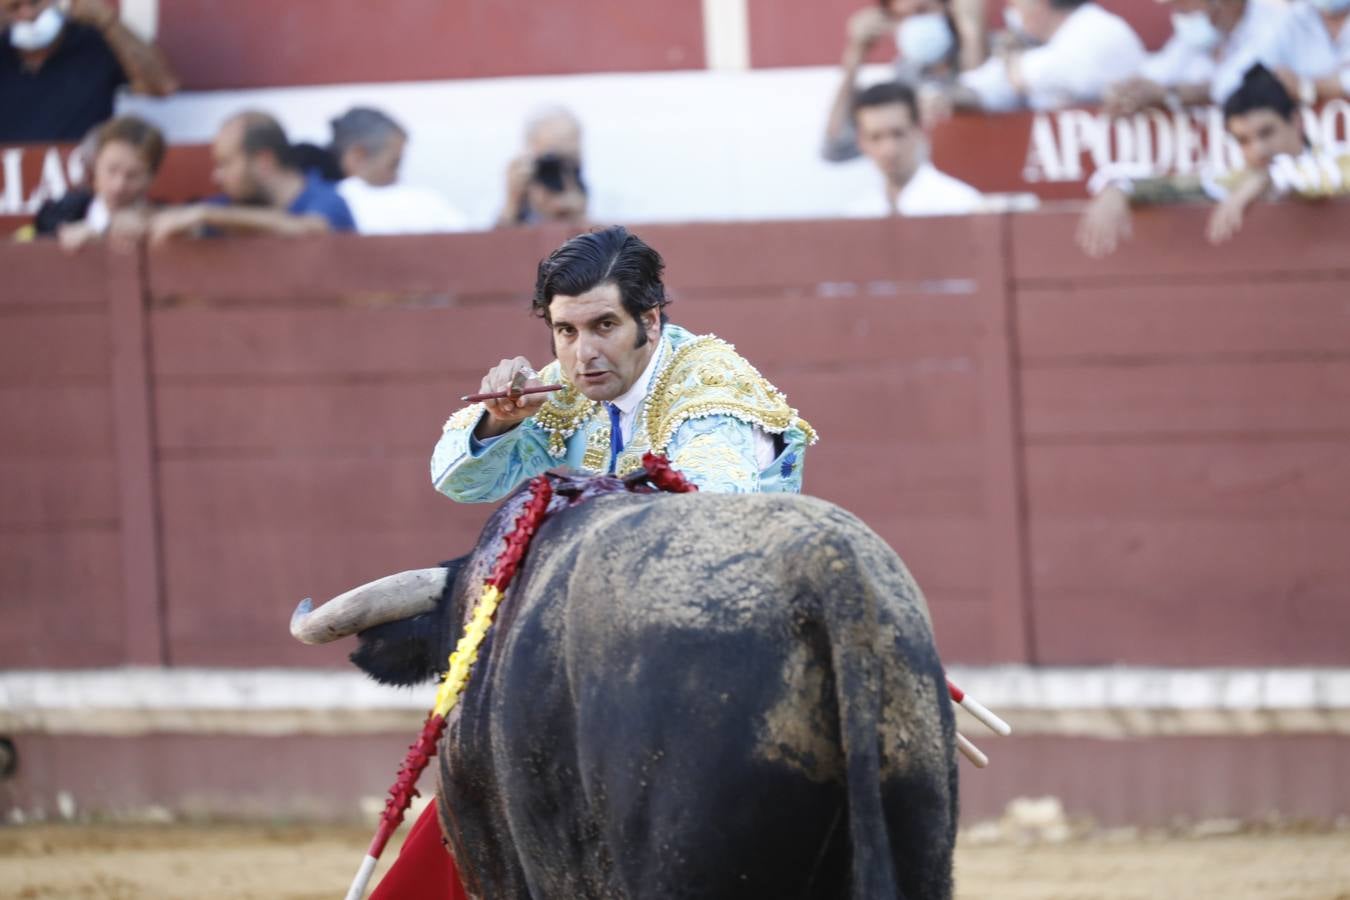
[290,568,448,645]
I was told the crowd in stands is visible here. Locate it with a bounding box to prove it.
[3,0,1349,254]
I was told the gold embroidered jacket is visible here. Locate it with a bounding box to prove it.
[431,325,816,501]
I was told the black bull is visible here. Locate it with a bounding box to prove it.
[305,479,958,899]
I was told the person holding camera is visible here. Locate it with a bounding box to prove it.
[496,105,591,228]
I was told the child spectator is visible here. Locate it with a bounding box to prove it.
[27,114,164,250]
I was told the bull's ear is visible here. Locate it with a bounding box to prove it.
[347,555,468,687]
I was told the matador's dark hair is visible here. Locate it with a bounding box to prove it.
[532,226,669,332]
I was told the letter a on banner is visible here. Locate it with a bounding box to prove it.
[1022,113,1067,182]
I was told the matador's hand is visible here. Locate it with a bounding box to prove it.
[474,357,547,438]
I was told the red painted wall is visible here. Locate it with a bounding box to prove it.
[157,0,706,90]
[4,207,1350,672]
[145,0,1170,89]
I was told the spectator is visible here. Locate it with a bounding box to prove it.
[0,0,178,142]
[146,110,356,243]
[934,0,1145,113]
[291,142,343,182]
[497,106,590,227]
[822,0,965,162]
[1105,0,1288,113]
[31,114,163,250]
[329,106,469,235]
[844,81,983,217]
[1077,64,1309,256]
[1253,0,1350,105]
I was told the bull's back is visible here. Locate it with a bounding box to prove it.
[449,491,955,899]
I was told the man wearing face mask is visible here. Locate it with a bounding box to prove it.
[1105,0,1288,115]
[935,0,1145,113]
[0,0,178,142]
[1251,0,1350,106]
[822,0,965,162]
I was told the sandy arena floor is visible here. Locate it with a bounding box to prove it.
[2,823,1349,899]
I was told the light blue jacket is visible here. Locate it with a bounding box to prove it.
[431,325,816,501]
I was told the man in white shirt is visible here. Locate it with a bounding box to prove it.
[947,0,1145,111]
[329,106,469,235]
[1105,0,1288,113]
[844,81,984,217]
[1252,0,1350,105]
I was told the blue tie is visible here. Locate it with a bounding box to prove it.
[606,403,624,473]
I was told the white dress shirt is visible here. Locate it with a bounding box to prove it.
[1253,0,1350,97]
[1141,0,1290,103]
[960,3,1146,111]
[337,177,470,235]
[845,161,984,218]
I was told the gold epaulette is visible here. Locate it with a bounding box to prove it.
[644,335,816,453]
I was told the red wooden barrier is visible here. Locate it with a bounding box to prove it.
[4,204,1350,671]
[0,245,128,667]
[138,217,1018,666]
[1012,203,1350,665]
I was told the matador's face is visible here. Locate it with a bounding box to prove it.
[547,284,660,403]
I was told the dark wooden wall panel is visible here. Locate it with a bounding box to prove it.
[10,207,1350,671]
[1011,205,1350,282]
[1029,443,1350,519]
[137,217,1012,666]
[154,382,450,453]
[0,314,110,381]
[1019,283,1350,360]
[150,307,541,379]
[146,230,552,304]
[0,463,119,527]
[1023,360,1350,438]
[0,245,129,668]
[0,386,114,455]
[0,532,125,667]
[1017,204,1350,665]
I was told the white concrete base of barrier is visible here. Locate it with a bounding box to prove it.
[2,666,1348,738]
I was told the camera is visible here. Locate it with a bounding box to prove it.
[531,153,584,194]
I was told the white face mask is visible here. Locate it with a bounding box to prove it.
[1170,10,1221,50]
[9,6,66,51]
[1308,0,1350,14]
[897,13,955,68]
